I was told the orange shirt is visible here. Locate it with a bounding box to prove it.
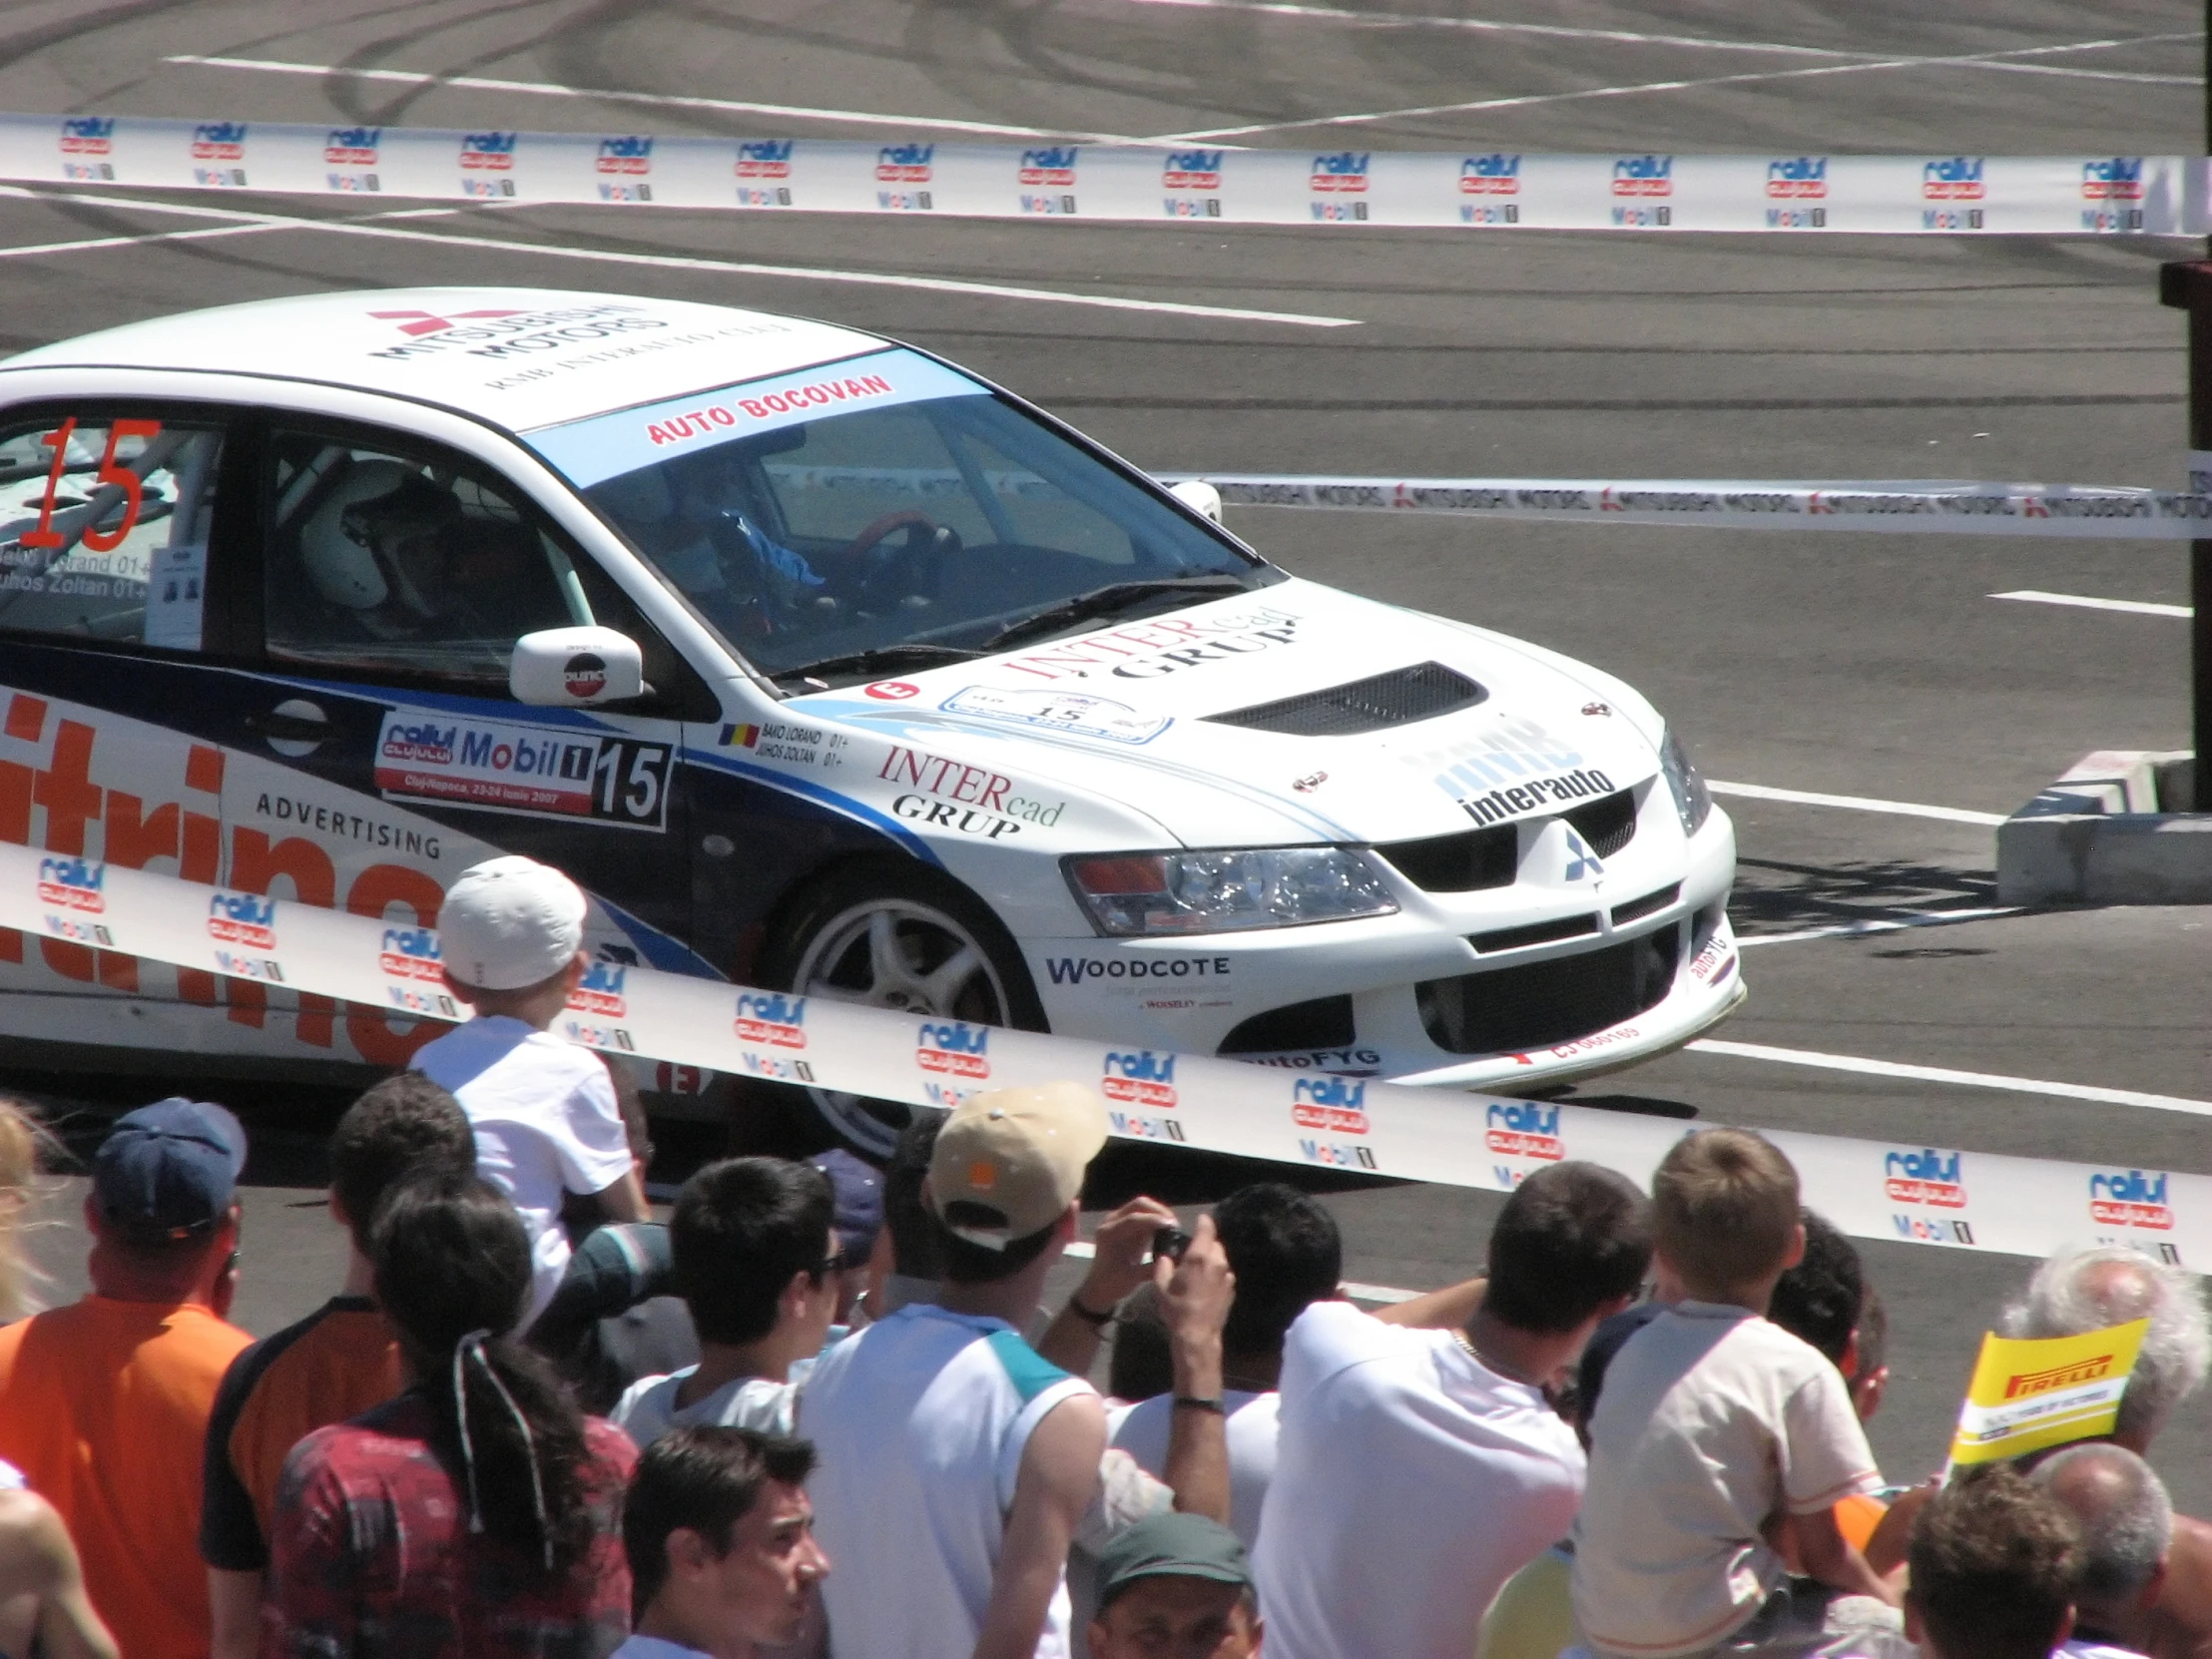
[201,1297,403,1567]
[1836,1490,1889,1551]
[0,1297,251,1659]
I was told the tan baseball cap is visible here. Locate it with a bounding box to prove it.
[928,1082,1108,1249]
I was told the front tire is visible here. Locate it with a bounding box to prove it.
[757,863,1045,1156]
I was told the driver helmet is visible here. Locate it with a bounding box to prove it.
[300,461,460,617]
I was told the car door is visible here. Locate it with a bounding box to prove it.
[0,399,284,1060]
[226,415,714,1057]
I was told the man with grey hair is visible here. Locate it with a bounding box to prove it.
[2002,1245,2212,1659]
[2031,1443,2171,1656]
[2000,1245,2212,1450]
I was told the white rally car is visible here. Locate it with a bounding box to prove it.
[0,286,1739,1152]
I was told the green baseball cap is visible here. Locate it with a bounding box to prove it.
[1094,1513,1253,1610]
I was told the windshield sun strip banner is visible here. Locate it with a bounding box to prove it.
[525,347,984,488]
[0,117,2194,235]
[5,838,2202,1274]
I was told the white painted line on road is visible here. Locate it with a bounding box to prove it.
[1992,589,2192,618]
[0,192,487,261]
[1737,906,2022,947]
[1105,0,2197,84]
[1687,1038,2212,1119]
[1707,781,2007,828]
[1104,0,1882,58]
[0,187,1358,326]
[1159,32,2198,139]
[1065,1238,1418,1304]
[163,55,1148,144]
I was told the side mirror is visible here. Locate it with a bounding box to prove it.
[1165,479,1224,524]
[510,626,647,707]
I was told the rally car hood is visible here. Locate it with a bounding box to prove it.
[784,577,1665,848]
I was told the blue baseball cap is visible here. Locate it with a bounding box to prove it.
[807,1149,884,1269]
[92,1099,247,1243]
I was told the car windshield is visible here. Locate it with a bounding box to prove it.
[529,347,1275,684]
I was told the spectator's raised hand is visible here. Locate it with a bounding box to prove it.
[1155,1213,1234,1353]
[1034,1195,1179,1376]
[1156,1214,1235,1525]
[1084,1197,1182,1310]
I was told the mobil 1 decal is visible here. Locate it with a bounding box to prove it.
[373,710,673,830]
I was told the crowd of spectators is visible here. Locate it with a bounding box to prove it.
[0,854,2202,1659]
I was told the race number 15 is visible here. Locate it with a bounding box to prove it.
[589,739,673,827]
[22,418,161,551]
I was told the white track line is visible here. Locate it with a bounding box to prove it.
[1107,0,2199,82]
[1159,32,2198,139]
[1707,781,2006,828]
[164,55,1148,144]
[0,187,1357,326]
[0,197,488,260]
[1687,1038,2212,1119]
[1992,590,2192,619]
[1737,906,2021,948]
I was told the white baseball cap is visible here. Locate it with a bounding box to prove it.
[438,855,587,991]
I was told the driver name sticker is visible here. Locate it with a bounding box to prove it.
[939,686,1173,745]
[373,711,673,830]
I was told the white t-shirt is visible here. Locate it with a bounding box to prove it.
[1253,1302,1585,1659]
[801,1303,1095,1659]
[1572,1302,1884,1659]
[1106,1389,1280,1548]
[611,1363,812,1447]
[411,1015,633,1327]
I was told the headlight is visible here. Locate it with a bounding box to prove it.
[1064,847,1399,937]
[1660,727,1713,837]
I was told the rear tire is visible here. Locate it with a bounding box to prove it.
[753,863,1046,1156]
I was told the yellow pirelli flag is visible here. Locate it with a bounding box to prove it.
[1948,1318,2151,1465]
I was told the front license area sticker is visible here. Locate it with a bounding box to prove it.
[373,712,672,830]
[939,686,1171,745]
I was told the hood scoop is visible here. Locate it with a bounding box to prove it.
[1204,662,1485,738]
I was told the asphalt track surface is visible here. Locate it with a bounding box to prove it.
[2,0,2211,1507]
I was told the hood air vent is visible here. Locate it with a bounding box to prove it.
[1205,662,1485,738]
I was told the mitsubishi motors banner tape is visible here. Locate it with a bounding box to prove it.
[1163,475,2212,540]
[3,114,2197,235]
[2,840,2203,1275]
[1948,1320,2150,1465]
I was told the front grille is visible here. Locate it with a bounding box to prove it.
[1609,882,1680,926]
[1565,789,1638,858]
[1415,925,1681,1055]
[1218,995,1355,1054]
[1471,914,1598,954]
[1378,824,1517,892]
[1206,662,1484,737]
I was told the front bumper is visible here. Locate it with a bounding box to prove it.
[1023,803,1742,1089]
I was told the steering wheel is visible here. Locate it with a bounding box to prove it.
[840,510,959,609]
[841,510,936,562]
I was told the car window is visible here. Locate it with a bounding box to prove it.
[0,412,227,651]
[262,429,594,691]
[534,346,1273,684]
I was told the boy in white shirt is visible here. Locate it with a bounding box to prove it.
[1573,1128,1895,1659]
[613,1157,841,1446]
[410,855,652,1331]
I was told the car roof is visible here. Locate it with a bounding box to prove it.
[0,285,889,434]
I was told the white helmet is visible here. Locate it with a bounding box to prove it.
[300,461,454,613]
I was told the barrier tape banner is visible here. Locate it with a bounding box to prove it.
[3,114,2198,235]
[1,841,2198,1274]
[1164,475,2212,539]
